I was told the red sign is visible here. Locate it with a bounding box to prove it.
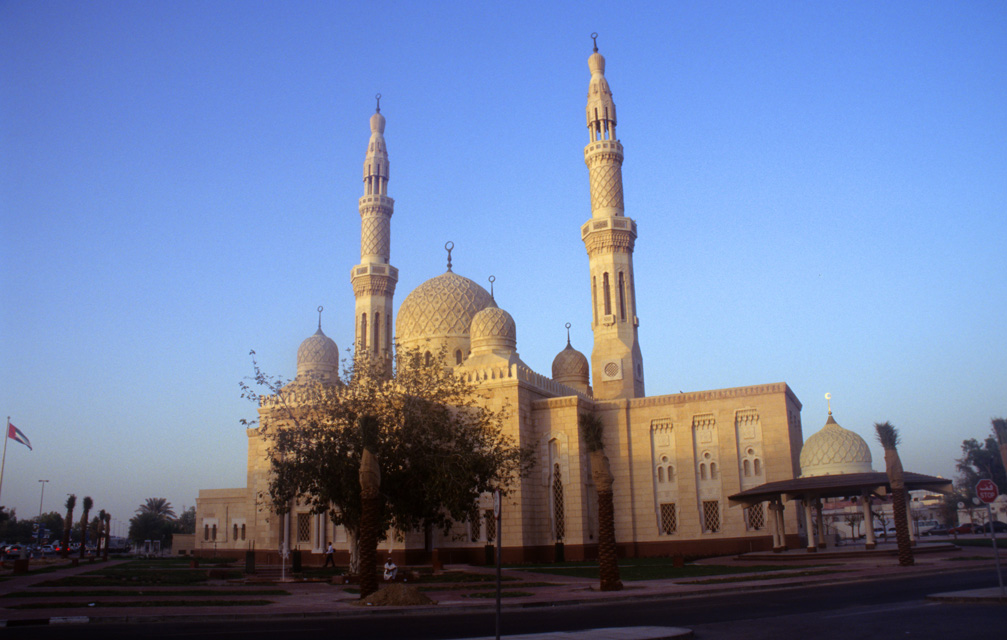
[976,479,999,504]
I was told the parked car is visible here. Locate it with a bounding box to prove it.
[922,525,953,536]
[950,523,977,534]
[973,521,1007,534]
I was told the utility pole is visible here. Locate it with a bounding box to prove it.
[37,479,49,546]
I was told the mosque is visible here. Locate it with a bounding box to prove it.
[194,40,845,564]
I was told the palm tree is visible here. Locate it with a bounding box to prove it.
[579,411,622,591]
[992,418,1007,482]
[137,498,176,520]
[875,422,913,566]
[61,494,76,559]
[79,496,93,559]
[357,415,381,599]
[103,513,111,560]
[96,509,107,557]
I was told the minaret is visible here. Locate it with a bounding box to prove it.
[581,35,644,399]
[351,94,398,368]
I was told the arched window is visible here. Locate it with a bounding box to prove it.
[754,458,762,476]
[204,524,209,541]
[233,524,238,540]
[658,467,665,483]
[592,277,598,324]
[743,459,751,477]
[700,463,707,480]
[618,272,626,320]
[710,462,718,478]
[424,351,432,366]
[603,273,612,316]
[360,314,368,350]
[455,349,463,365]
[667,465,675,481]
[373,312,380,354]
[241,524,246,540]
[211,524,217,541]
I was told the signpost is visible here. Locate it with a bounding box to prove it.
[975,479,1003,596]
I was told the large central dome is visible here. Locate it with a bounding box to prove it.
[395,270,494,359]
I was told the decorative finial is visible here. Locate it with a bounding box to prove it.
[445,241,454,272]
[591,32,598,53]
[375,93,381,113]
[317,305,324,331]
[488,275,496,299]
[825,392,832,415]
[565,322,572,346]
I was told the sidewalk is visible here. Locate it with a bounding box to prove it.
[0,544,1003,629]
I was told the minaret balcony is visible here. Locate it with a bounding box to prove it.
[583,140,624,157]
[352,263,399,280]
[358,194,395,209]
[581,216,637,239]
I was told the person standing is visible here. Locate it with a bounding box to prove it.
[323,542,335,568]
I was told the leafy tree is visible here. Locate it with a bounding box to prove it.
[128,511,173,546]
[174,506,196,534]
[579,410,622,591]
[33,511,64,543]
[79,496,93,557]
[843,511,863,541]
[875,422,913,566]
[137,498,176,520]
[242,347,533,575]
[956,429,1007,498]
[990,417,1007,484]
[61,494,75,558]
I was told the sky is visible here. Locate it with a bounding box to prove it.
[2,1,1005,529]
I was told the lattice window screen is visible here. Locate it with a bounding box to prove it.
[297,513,311,543]
[553,463,565,541]
[702,501,721,533]
[746,503,766,531]
[660,503,677,535]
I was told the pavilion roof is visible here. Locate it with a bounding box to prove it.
[727,471,952,507]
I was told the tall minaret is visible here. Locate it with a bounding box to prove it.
[351,94,398,367]
[582,35,644,400]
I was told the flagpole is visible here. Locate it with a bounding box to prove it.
[0,417,9,504]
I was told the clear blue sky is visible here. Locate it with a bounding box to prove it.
[2,1,1005,526]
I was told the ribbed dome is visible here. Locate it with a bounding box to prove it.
[471,305,515,342]
[395,270,494,355]
[799,414,873,477]
[552,343,589,380]
[296,327,339,382]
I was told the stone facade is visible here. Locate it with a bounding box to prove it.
[195,42,806,563]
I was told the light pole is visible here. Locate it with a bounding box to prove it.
[37,480,49,546]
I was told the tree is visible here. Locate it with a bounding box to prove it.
[990,417,1007,484]
[357,415,381,598]
[34,511,64,543]
[128,511,173,546]
[78,496,93,558]
[579,410,622,591]
[243,347,533,576]
[103,513,111,560]
[137,498,176,520]
[956,428,1007,503]
[875,422,913,566]
[61,494,76,558]
[843,511,863,542]
[174,506,196,534]
[94,510,107,555]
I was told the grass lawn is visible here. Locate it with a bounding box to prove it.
[32,558,241,587]
[952,538,1003,549]
[4,588,289,598]
[9,599,273,609]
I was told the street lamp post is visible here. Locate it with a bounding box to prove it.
[37,480,49,546]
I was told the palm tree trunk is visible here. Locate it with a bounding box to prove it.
[61,509,73,558]
[103,517,110,560]
[885,449,914,567]
[596,488,622,591]
[358,490,379,598]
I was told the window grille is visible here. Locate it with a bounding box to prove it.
[211,524,217,540]
[470,506,481,542]
[702,501,721,533]
[241,524,246,540]
[484,509,496,543]
[659,503,677,535]
[746,503,766,530]
[297,513,311,543]
[552,463,565,541]
[204,524,209,541]
[233,524,238,540]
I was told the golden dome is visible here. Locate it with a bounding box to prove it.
[799,414,873,477]
[471,305,516,344]
[395,271,494,354]
[552,343,589,381]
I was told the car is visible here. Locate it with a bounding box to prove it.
[950,523,977,534]
[922,525,953,536]
[973,521,1007,534]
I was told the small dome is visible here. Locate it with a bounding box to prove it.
[471,305,515,342]
[799,413,873,477]
[296,327,339,382]
[588,51,605,75]
[396,270,494,356]
[552,343,589,380]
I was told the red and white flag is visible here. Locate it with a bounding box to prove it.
[6,421,32,451]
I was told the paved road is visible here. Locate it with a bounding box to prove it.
[4,567,1002,639]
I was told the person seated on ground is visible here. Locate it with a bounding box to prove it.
[383,557,398,581]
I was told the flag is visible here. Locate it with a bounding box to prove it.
[7,422,31,451]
